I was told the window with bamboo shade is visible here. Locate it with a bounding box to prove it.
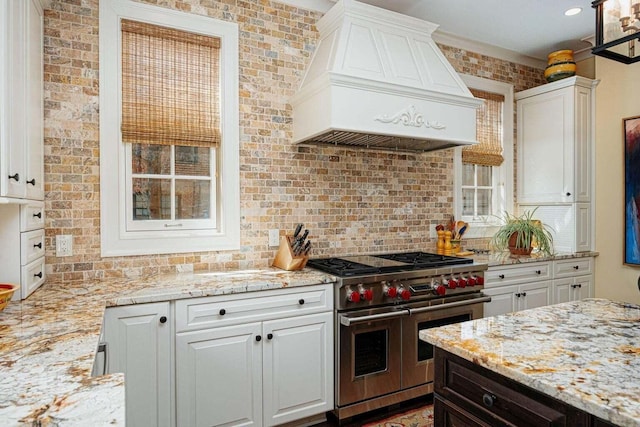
[99,0,240,256]
[462,89,505,167]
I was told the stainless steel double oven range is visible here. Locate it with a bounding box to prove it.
[306,252,490,423]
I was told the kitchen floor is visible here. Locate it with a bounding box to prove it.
[316,395,433,426]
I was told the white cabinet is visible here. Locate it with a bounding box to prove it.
[516,77,597,252]
[0,0,44,201]
[552,257,594,304]
[175,285,334,427]
[103,302,172,427]
[484,280,551,317]
[484,261,552,317]
[0,202,45,299]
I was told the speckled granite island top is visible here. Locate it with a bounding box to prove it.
[421,298,640,427]
[0,268,335,426]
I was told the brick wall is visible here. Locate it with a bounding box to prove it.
[43,0,546,282]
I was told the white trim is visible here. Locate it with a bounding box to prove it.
[454,75,514,236]
[99,0,240,257]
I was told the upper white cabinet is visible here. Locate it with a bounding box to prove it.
[0,0,44,201]
[516,77,597,205]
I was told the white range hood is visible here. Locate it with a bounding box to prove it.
[290,0,483,153]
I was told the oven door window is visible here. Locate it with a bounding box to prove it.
[354,329,388,377]
[417,314,470,361]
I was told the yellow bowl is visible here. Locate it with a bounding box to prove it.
[544,62,576,82]
[0,283,19,312]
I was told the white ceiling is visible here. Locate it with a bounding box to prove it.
[281,0,595,63]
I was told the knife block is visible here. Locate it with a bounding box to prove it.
[272,236,309,271]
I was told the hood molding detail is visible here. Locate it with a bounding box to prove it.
[290,0,482,153]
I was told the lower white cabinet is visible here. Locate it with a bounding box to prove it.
[483,281,551,317]
[176,311,333,427]
[102,302,172,427]
[484,257,595,317]
[98,284,334,427]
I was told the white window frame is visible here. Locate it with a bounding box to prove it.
[454,75,514,239]
[99,0,240,256]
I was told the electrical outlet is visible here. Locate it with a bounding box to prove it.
[268,229,280,247]
[56,235,73,257]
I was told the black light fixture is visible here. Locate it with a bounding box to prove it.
[592,0,640,63]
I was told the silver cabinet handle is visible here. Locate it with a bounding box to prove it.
[339,309,409,326]
[97,342,108,376]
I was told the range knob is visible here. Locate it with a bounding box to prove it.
[467,276,477,286]
[458,277,468,288]
[399,287,411,301]
[475,276,484,286]
[384,285,398,298]
[346,289,361,303]
[433,284,446,296]
[446,277,458,289]
[362,288,374,301]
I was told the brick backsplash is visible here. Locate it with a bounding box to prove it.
[42,0,546,282]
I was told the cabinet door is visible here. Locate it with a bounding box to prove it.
[263,312,333,427]
[519,281,551,311]
[24,0,43,200]
[572,275,593,301]
[483,285,518,317]
[573,86,592,203]
[552,278,574,305]
[104,303,172,427]
[517,87,574,204]
[176,322,262,427]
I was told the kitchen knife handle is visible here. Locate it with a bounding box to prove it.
[293,223,303,238]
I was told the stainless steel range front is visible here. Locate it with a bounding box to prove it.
[306,252,490,422]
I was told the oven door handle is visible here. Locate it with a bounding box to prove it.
[408,296,492,315]
[339,309,410,326]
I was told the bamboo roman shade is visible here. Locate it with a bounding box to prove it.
[462,89,505,167]
[121,19,221,147]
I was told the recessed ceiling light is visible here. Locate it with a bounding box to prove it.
[565,7,582,16]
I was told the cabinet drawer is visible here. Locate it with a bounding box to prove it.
[442,355,566,426]
[20,202,45,231]
[554,257,593,278]
[21,257,45,299]
[21,229,45,265]
[176,284,332,332]
[485,262,550,288]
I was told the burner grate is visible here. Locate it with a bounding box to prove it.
[374,252,473,268]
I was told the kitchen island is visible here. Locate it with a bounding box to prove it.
[0,268,335,426]
[421,298,640,427]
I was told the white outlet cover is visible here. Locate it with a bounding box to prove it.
[56,235,73,257]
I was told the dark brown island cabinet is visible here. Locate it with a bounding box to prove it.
[433,348,618,427]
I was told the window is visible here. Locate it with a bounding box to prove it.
[100,0,239,256]
[454,75,514,238]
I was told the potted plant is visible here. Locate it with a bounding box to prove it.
[490,208,554,256]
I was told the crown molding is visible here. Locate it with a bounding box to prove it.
[432,30,547,70]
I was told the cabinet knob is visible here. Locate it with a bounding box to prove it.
[34,242,42,249]
[573,265,579,270]
[571,284,577,289]
[535,270,541,275]
[256,335,262,342]
[515,293,521,298]
[159,316,167,324]
[498,274,505,279]
[267,333,273,340]
[27,178,36,186]
[33,212,42,219]
[482,393,497,408]
[521,292,527,297]
[219,308,226,316]
[577,283,582,288]
[34,272,43,278]
[298,298,305,305]
[8,173,19,182]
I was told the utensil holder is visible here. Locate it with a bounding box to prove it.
[272,236,309,271]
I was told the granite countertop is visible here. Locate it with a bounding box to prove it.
[471,250,598,267]
[0,268,335,426]
[421,298,640,427]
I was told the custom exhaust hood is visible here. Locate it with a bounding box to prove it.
[290,0,483,153]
